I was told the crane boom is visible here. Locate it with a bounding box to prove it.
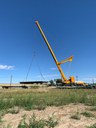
[35,21,73,83]
[58,56,73,65]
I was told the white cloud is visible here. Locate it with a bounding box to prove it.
[37,74,59,78]
[50,67,58,70]
[0,65,15,70]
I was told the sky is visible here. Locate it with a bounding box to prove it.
[0,0,96,83]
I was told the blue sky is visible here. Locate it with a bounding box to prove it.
[0,0,96,83]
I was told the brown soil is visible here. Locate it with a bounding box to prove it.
[1,104,96,128]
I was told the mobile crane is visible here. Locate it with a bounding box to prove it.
[35,21,88,87]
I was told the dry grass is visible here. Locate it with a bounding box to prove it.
[0,87,96,111]
[0,86,96,127]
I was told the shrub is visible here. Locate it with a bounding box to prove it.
[87,123,96,128]
[17,113,58,128]
[81,111,95,118]
[70,112,81,120]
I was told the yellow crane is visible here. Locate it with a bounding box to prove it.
[35,21,86,86]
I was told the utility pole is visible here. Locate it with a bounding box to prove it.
[10,75,12,86]
[92,78,94,84]
[76,76,78,81]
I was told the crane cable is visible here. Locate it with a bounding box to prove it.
[36,60,45,81]
[33,25,45,81]
[25,51,45,81]
[24,25,46,82]
[67,62,72,78]
[25,52,35,81]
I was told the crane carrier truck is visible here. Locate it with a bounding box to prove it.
[35,21,91,89]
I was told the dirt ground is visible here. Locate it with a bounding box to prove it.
[1,104,96,128]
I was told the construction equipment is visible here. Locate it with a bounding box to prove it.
[35,21,88,87]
